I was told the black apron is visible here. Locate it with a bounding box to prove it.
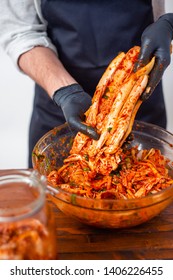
[28,0,167,167]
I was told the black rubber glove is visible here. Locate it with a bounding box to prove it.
[53,83,99,139]
[134,13,173,101]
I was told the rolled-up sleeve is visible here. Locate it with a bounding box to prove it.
[0,0,57,69]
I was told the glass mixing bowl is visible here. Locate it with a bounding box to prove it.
[32,121,173,228]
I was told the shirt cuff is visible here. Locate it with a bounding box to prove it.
[6,35,58,72]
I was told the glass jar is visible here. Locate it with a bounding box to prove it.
[0,170,57,260]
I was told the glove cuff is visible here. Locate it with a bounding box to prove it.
[52,83,84,106]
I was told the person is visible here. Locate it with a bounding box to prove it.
[0,1,173,168]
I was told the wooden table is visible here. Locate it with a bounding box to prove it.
[53,202,173,260]
[1,170,173,260]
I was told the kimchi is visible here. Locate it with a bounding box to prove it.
[47,46,173,199]
[0,219,56,260]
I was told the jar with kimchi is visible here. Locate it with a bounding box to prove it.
[0,170,57,260]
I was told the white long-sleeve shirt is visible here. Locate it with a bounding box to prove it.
[0,0,165,70]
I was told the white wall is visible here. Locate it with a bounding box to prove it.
[0,1,173,169]
[164,1,173,132]
[0,50,34,168]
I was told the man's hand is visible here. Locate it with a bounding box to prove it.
[134,13,173,101]
[53,83,99,139]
